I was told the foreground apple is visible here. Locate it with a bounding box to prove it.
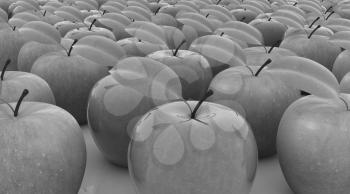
[0,89,86,194]
[277,94,350,194]
[87,57,182,167]
[128,90,258,194]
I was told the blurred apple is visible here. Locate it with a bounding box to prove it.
[128,91,258,194]
[87,57,182,167]
[116,37,168,57]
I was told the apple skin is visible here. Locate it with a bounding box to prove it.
[17,41,64,72]
[147,49,213,100]
[116,37,168,57]
[340,72,350,94]
[0,71,55,105]
[208,66,301,158]
[277,94,350,194]
[230,9,258,23]
[332,50,350,82]
[87,57,182,167]
[0,28,25,71]
[280,35,342,71]
[128,101,258,194]
[31,51,109,124]
[0,101,86,194]
[249,18,287,47]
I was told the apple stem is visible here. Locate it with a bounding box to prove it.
[220,32,224,36]
[324,6,332,13]
[309,17,320,28]
[14,89,29,117]
[268,40,281,53]
[102,9,107,15]
[254,58,272,76]
[12,25,16,31]
[173,40,186,56]
[308,25,321,39]
[293,2,297,6]
[326,11,335,20]
[1,59,11,81]
[43,10,46,16]
[191,90,214,119]
[268,17,272,21]
[206,13,210,18]
[246,65,254,76]
[154,6,161,15]
[216,0,222,5]
[339,97,349,111]
[67,39,78,56]
[89,19,97,31]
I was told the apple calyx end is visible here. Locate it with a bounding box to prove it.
[255,58,272,76]
[1,59,11,81]
[308,25,321,39]
[190,90,214,119]
[14,89,29,117]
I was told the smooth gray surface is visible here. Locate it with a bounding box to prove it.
[79,126,294,194]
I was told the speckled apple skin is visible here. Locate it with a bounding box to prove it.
[0,102,86,194]
[277,95,350,194]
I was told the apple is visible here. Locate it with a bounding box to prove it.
[0,27,25,71]
[280,25,342,70]
[0,59,55,104]
[208,59,301,158]
[70,35,126,68]
[249,17,287,47]
[243,45,297,66]
[230,8,258,23]
[64,19,116,40]
[332,49,350,82]
[30,41,109,124]
[147,41,213,100]
[17,41,64,72]
[116,37,168,57]
[340,72,350,94]
[0,89,86,194]
[128,90,258,194]
[18,20,61,44]
[54,21,87,37]
[87,57,182,167]
[277,94,350,194]
[189,34,246,76]
[8,11,42,28]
